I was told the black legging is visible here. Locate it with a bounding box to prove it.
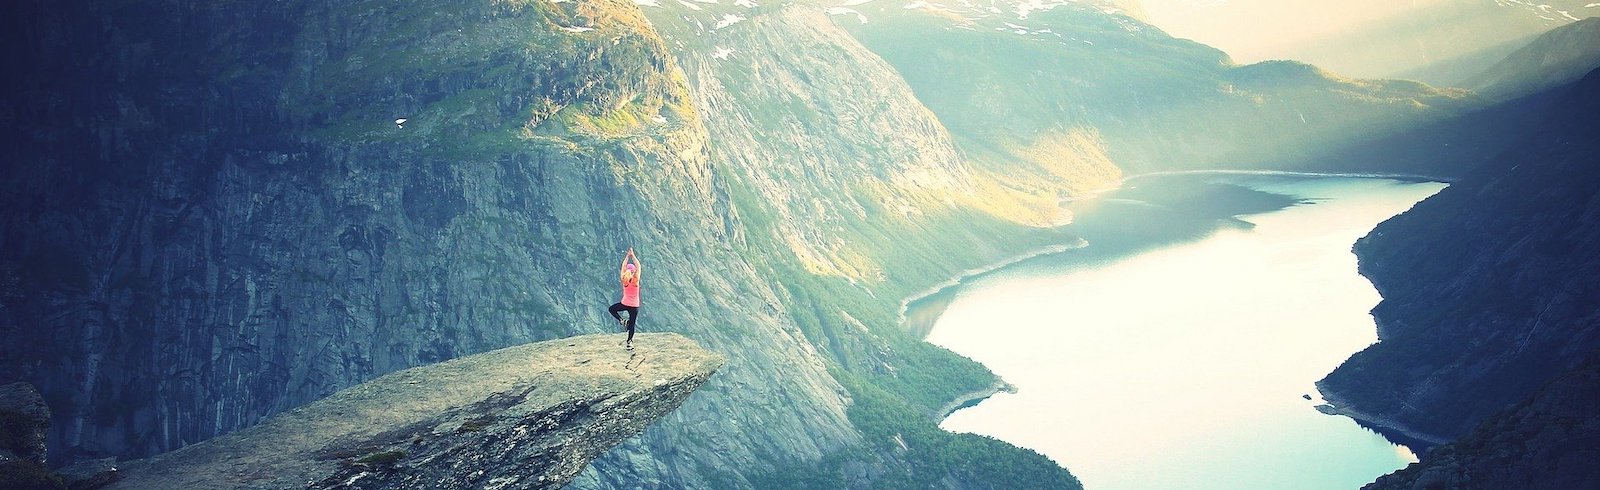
[608,303,639,341]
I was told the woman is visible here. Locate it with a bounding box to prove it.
[608,248,642,350]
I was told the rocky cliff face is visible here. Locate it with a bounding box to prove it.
[0,383,50,468]
[1319,67,1600,450]
[100,333,722,490]
[1,1,855,487]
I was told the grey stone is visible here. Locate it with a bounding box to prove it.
[0,382,51,466]
[58,457,120,490]
[105,333,722,490]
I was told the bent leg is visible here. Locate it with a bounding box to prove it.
[608,302,626,320]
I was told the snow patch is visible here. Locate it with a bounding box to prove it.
[735,0,757,6]
[712,46,735,60]
[713,13,746,29]
[827,7,870,24]
[676,0,703,10]
[558,25,594,33]
[633,0,661,6]
[1014,0,1069,19]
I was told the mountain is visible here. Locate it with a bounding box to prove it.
[1269,1,1597,83]
[1362,355,1600,490]
[0,0,1075,487]
[1293,17,1600,182]
[1,1,860,487]
[837,1,1472,177]
[0,0,1498,488]
[1465,16,1600,99]
[1318,66,1600,454]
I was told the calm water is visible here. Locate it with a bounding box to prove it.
[927,176,1445,489]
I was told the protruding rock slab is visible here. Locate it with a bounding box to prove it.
[109,333,723,490]
[0,382,51,466]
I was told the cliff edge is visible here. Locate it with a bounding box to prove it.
[106,333,722,490]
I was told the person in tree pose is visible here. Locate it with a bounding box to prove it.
[608,248,642,349]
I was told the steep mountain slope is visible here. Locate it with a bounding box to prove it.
[3,0,1087,487]
[1466,16,1600,99]
[1319,66,1600,450]
[1362,354,1600,490]
[0,1,860,487]
[583,2,1088,486]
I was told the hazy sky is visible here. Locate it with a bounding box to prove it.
[1136,0,1449,65]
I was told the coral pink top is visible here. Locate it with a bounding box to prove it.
[621,278,641,307]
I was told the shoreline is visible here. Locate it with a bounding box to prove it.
[905,171,1452,445]
[937,378,1018,419]
[1313,385,1452,454]
[1307,214,1455,457]
[1120,169,1451,184]
[895,238,1088,339]
[896,170,1429,338]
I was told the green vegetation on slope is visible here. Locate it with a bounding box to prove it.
[287,0,693,158]
[722,151,1084,486]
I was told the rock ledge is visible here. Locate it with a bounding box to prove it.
[108,333,722,490]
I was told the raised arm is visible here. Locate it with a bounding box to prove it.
[627,248,641,275]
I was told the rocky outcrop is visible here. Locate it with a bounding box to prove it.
[1320,67,1600,454]
[0,382,64,489]
[107,333,721,490]
[1363,354,1600,490]
[0,382,50,466]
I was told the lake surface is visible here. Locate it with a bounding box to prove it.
[925,175,1445,490]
